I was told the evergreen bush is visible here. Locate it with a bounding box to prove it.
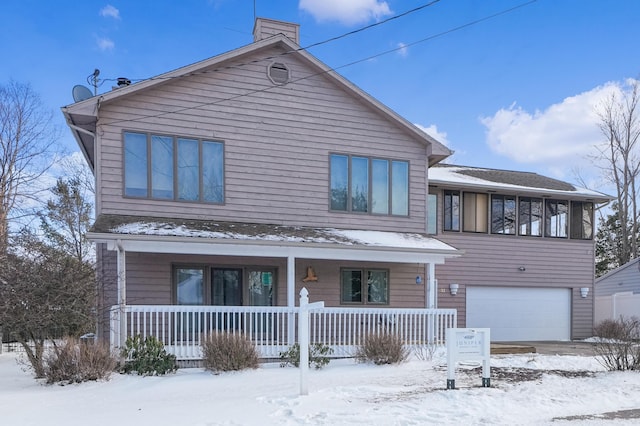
[279,343,333,369]
[120,335,177,376]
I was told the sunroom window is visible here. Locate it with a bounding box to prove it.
[124,132,224,203]
[443,190,460,231]
[545,199,568,238]
[570,201,594,239]
[519,197,543,236]
[463,193,488,233]
[491,194,516,235]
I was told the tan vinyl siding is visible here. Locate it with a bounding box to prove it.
[95,46,427,233]
[122,254,427,309]
[431,187,597,339]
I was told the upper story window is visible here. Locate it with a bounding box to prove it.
[329,154,408,216]
[491,195,516,235]
[463,193,488,233]
[438,189,592,240]
[544,199,568,238]
[519,197,543,236]
[124,132,224,203]
[443,190,460,231]
[570,201,594,239]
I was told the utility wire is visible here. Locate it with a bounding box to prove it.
[101,0,537,127]
[100,0,443,85]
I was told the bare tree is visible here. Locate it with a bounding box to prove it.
[0,80,57,255]
[595,79,640,268]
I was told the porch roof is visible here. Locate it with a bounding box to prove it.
[89,214,461,264]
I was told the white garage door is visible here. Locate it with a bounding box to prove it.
[466,286,571,341]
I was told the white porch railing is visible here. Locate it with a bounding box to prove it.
[110,304,457,360]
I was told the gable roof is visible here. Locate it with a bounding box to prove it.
[429,164,612,202]
[595,257,640,284]
[62,26,451,170]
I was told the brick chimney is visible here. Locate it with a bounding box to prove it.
[253,18,300,44]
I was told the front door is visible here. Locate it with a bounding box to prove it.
[212,268,243,306]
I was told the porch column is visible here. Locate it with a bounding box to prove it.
[427,263,436,309]
[427,262,436,344]
[287,255,295,307]
[116,240,127,347]
[287,255,296,345]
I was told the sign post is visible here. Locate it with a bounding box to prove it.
[446,328,490,390]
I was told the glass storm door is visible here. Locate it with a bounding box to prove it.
[247,269,275,338]
[212,268,242,331]
[212,268,243,306]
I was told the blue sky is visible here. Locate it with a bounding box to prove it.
[2,0,640,193]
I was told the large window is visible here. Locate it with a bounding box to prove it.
[443,190,460,231]
[491,195,516,234]
[463,193,488,233]
[519,197,543,236]
[330,154,409,216]
[175,267,204,305]
[570,201,594,239]
[545,199,568,238]
[341,268,389,304]
[124,132,224,203]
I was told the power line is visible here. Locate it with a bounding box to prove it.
[100,0,443,86]
[101,0,537,127]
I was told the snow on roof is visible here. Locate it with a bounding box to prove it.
[91,215,457,253]
[429,164,612,201]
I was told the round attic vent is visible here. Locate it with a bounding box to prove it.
[268,62,290,85]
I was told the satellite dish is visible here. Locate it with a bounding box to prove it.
[72,85,93,102]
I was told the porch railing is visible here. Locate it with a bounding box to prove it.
[110,305,457,360]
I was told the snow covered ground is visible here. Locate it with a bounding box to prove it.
[2,349,640,425]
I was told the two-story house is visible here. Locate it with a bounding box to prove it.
[62,18,609,358]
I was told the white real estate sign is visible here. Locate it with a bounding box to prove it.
[446,328,491,390]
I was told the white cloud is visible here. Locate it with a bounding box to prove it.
[299,0,392,25]
[415,123,450,147]
[96,37,115,51]
[397,42,408,58]
[100,5,121,20]
[480,82,628,178]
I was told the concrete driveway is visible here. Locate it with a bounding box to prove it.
[491,340,597,356]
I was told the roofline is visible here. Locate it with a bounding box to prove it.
[62,33,451,163]
[596,257,640,283]
[88,231,463,263]
[428,177,613,203]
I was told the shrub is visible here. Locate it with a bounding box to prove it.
[120,335,177,376]
[44,337,117,384]
[413,343,438,361]
[202,332,259,372]
[279,343,333,369]
[593,316,640,371]
[355,332,409,365]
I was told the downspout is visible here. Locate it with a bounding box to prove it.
[116,239,127,347]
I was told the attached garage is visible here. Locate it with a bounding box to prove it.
[466,286,571,341]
